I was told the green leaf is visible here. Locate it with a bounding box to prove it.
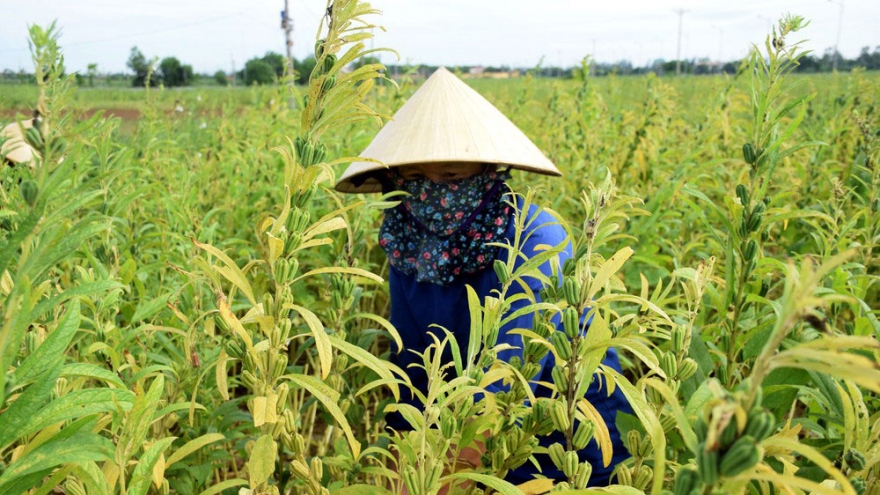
[0,361,62,449]
[130,293,169,324]
[196,479,248,495]
[247,434,277,488]
[329,334,401,400]
[587,247,634,300]
[118,375,165,464]
[284,373,360,458]
[287,303,332,380]
[331,485,392,495]
[15,299,80,385]
[0,431,114,491]
[21,388,135,438]
[128,437,176,495]
[444,472,521,495]
[165,433,226,468]
[60,362,126,388]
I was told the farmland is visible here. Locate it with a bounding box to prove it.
[1,7,879,495]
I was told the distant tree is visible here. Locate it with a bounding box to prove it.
[243,59,275,85]
[86,63,98,87]
[294,56,317,84]
[213,70,228,86]
[158,57,193,87]
[261,52,287,77]
[127,46,157,87]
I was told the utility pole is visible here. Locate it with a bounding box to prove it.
[674,9,688,76]
[828,0,844,71]
[281,0,294,77]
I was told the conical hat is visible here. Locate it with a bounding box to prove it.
[1,119,38,166]
[335,67,561,193]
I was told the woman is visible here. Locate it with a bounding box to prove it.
[335,67,629,486]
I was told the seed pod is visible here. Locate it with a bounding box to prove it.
[674,467,701,495]
[742,143,757,165]
[672,326,687,354]
[323,54,337,73]
[677,358,698,381]
[743,239,758,261]
[427,462,444,491]
[719,435,760,477]
[575,461,593,489]
[696,444,719,485]
[851,477,867,495]
[661,351,678,379]
[314,39,326,58]
[441,413,455,438]
[627,430,642,457]
[291,459,310,479]
[321,74,337,93]
[20,181,38,207]
[551,332,572,361]
[563,451,580,478]
[550,401,571,432]
[638,435,653,458]
[273,353,288,379]
[694,418,708,442]
[563,277,580,306]
[25,126,43,148]
[548,442,566,470]
[310,456,324,481]
[720,419,739,448]
[739,215,750,238]
[736,184,750,207]
[493,259,510,284]
[634,465,653,490]
[402,466,420,495]
[744,410,775,442]
[616,463,633,485]
[521,362,541,380]
[241,370,257,389]
[563,308,580,339]
[244,349,258,371]
[845,448,867,472]
[64,480,87,495]
[573,421,595,450]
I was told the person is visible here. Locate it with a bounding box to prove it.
[334,67,629,486]
[0,119,39,168]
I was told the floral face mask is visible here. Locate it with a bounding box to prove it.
[378,169,512,285]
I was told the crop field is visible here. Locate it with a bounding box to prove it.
[1,4,879,495]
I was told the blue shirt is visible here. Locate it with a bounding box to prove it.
[386,198,630,486]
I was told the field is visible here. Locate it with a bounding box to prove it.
[1,8,879,495]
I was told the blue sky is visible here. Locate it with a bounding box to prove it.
[1,0,876,74]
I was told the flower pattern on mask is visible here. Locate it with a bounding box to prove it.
[378,169,512,285]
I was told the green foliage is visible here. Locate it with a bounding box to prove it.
[158,56,194,87]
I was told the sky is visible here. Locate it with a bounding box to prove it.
[1,0,877,75]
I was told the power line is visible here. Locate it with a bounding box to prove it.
[0,13,240,55]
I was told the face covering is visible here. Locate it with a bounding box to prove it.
[379,169,512,285]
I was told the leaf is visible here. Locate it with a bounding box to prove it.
[287,303,332,379]
[331,485,392,495]
[0,431,114,491]
[196,479,247,495]
[165,433,226,468]
[292,266,383,284]
[284,373,360,458]
[466,285,483,371]
[247,434,277,488]
[587,247,634,300]
[15,299,80,384]
[60,363,126,388]
[517,478,554,495]
[0,361,62,449]
[329,335,401,400]
[444,472,521,495]
[118,375,165,464]
[21,388,135,438]
[577,398,613,467]
[131,293,169,324]
[128,437,176,495]
[192,237,257,306]
[216,348,229,401]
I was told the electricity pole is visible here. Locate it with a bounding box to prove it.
[828,0,844,71]
[674,9,688,76]
[282,0,294,77]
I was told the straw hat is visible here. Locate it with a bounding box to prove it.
[335,67,561,193]
[1,119,39,167]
